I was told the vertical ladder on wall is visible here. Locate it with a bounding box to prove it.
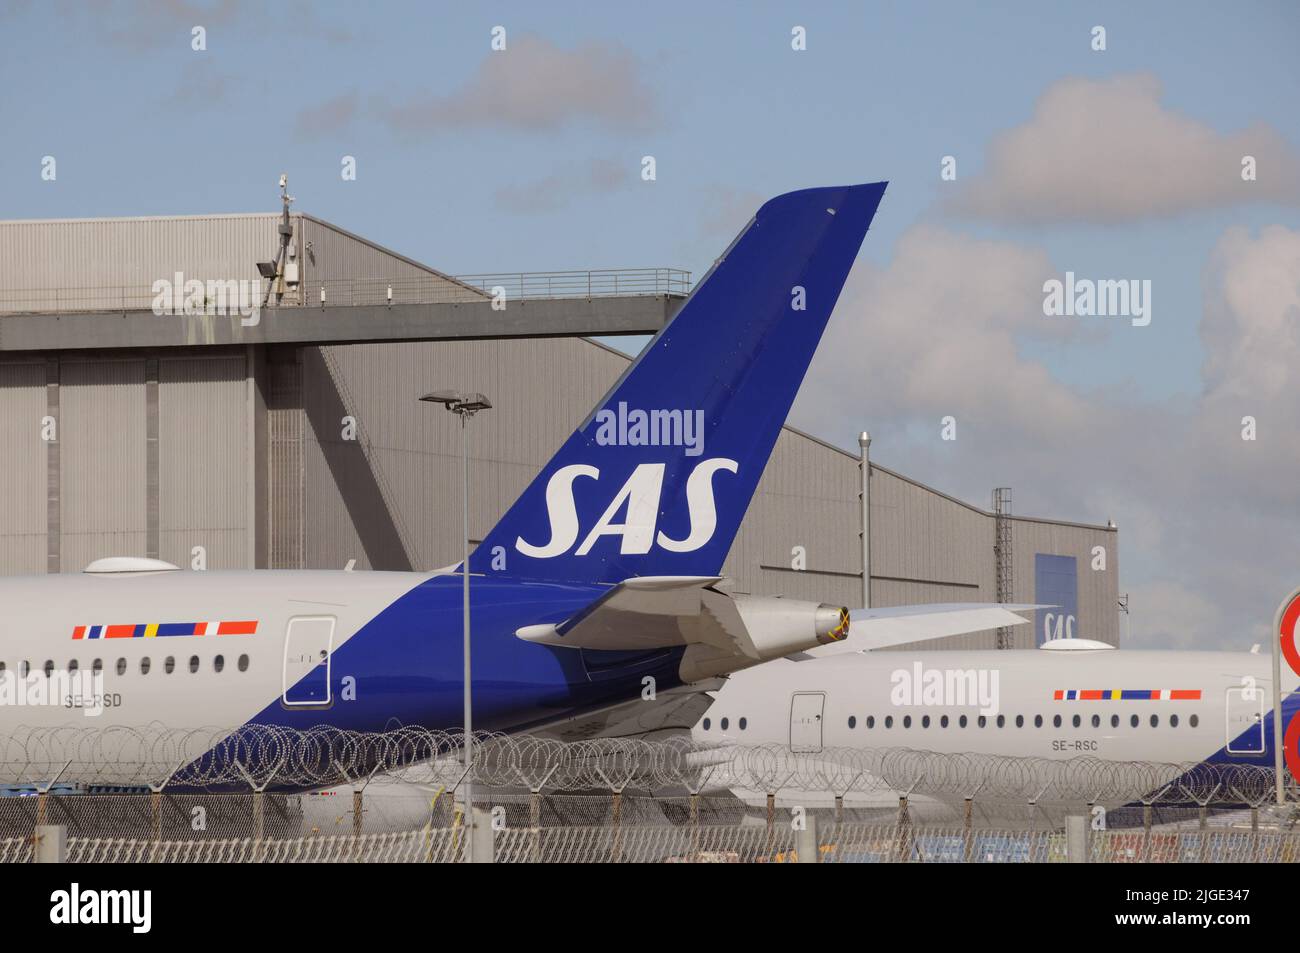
[993,487,1013,649]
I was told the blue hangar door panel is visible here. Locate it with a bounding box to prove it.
[1034,554,1078,645]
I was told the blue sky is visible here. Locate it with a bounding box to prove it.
[2,1,1297,647]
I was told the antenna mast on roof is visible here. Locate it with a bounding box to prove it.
[258,173,296,309]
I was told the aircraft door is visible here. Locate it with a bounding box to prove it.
[1225,684,1266,754]
[283,616,335,707]
[789,692,825,753]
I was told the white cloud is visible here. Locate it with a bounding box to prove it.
[948,74,1300,224]
[384,35,659,136]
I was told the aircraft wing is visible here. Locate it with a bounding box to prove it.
[799,603,1042,656]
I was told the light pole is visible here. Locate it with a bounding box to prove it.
[420,389,492,857]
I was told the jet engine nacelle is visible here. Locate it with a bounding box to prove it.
[679,595,849,682]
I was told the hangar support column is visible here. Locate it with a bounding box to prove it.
[859,431,871,610]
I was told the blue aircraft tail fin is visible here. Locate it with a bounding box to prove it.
[471,182,887,584]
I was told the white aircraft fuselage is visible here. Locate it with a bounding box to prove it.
[695,643,1300,768]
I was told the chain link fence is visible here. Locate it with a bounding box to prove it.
[3,726,1297,862]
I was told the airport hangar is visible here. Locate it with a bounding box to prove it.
[0,209,1119,652]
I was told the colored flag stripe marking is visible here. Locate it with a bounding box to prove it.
[74,621,258,639]
[1054,689,1201,701]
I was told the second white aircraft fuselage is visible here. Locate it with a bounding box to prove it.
[695,645,1298,767]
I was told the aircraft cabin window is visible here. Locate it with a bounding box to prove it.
[0,662,5,675]
[1170,714,1179,727]
[922,715,931,728]
[43,660,54,678]
[996,715,1005,728]
[903,715,912,728]
[1091,714,1100,728]
[1111,714,1119,728]
[884,716,893,728]
[164,656,175,674]
[1072,715,1081,728]
[702,718,711,730]
[1130,714,1139,728]
[848,716,856,729]
[959,715,968,728]
[978,715,987,728]
[19,661,30,677]
[238,654,249,673]
[720,717,729,730]
[116,658,127,676]
[1190,714,1199,728]
[68,659,79,674]
[140,657,151,675]
[213,655,225,673]
[92,659,102,675]
[1150,714,1159,728]
[1052,715,1062,728]
[940,715,949,728]
[1034,715,1043,728]
[739,717,747,731]
[1015,715,1024,728]
[865,716,875,729]
[189,655,200,674]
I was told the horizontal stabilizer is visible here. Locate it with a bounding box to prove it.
[517,579,846,679]
[516,576,728,652]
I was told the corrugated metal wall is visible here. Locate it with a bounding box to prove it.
[59,359,148,569]
[0,352,251,574]
[0,360,48,573]
[299,217,474,302]
[0,213,471,313]
[158,355,249,569]
[268,358,304,570]
[0,215,279,312]
[1010,517,1119,649]
[724,432,861,607]
[293,337,623,571]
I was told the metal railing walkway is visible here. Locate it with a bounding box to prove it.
[0,268,692,315]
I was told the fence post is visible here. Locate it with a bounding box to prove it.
[149,791,163,864]
[689,794,701,862]
[34,825,67,863]
[896,796,912,862]
[610,790,623,863]
[253,791,265,863]
[530,790,542,863]
[796,813,819,863]
[833,794,844,859]
[1139,803,1153,862]
[1250,806,1260,863]
[962,797,974,862]
[471,807,495,863]
[1066,813,1089,863]
[766,793,776,860]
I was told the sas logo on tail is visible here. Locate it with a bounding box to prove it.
[517,458,737,558]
